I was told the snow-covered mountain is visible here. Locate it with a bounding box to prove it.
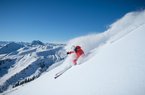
[0,41,66,93]
[0,42,24,54]
[1,10,145,95]
[0,41,11,48]
[31,40,45,46]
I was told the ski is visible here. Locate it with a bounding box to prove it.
[54,65,72,79]
[54,73,63,79]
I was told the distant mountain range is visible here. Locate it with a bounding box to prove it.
[0,40,66,93]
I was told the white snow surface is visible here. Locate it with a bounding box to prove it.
[5,10,145,95]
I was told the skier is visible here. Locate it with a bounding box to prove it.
[54,45,84,79]
[67,45,84,65]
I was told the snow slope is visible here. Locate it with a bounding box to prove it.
[4,10,145,95]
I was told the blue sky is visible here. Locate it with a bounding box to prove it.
[0,0,145,43]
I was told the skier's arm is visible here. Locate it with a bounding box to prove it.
[67,51,75,54]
